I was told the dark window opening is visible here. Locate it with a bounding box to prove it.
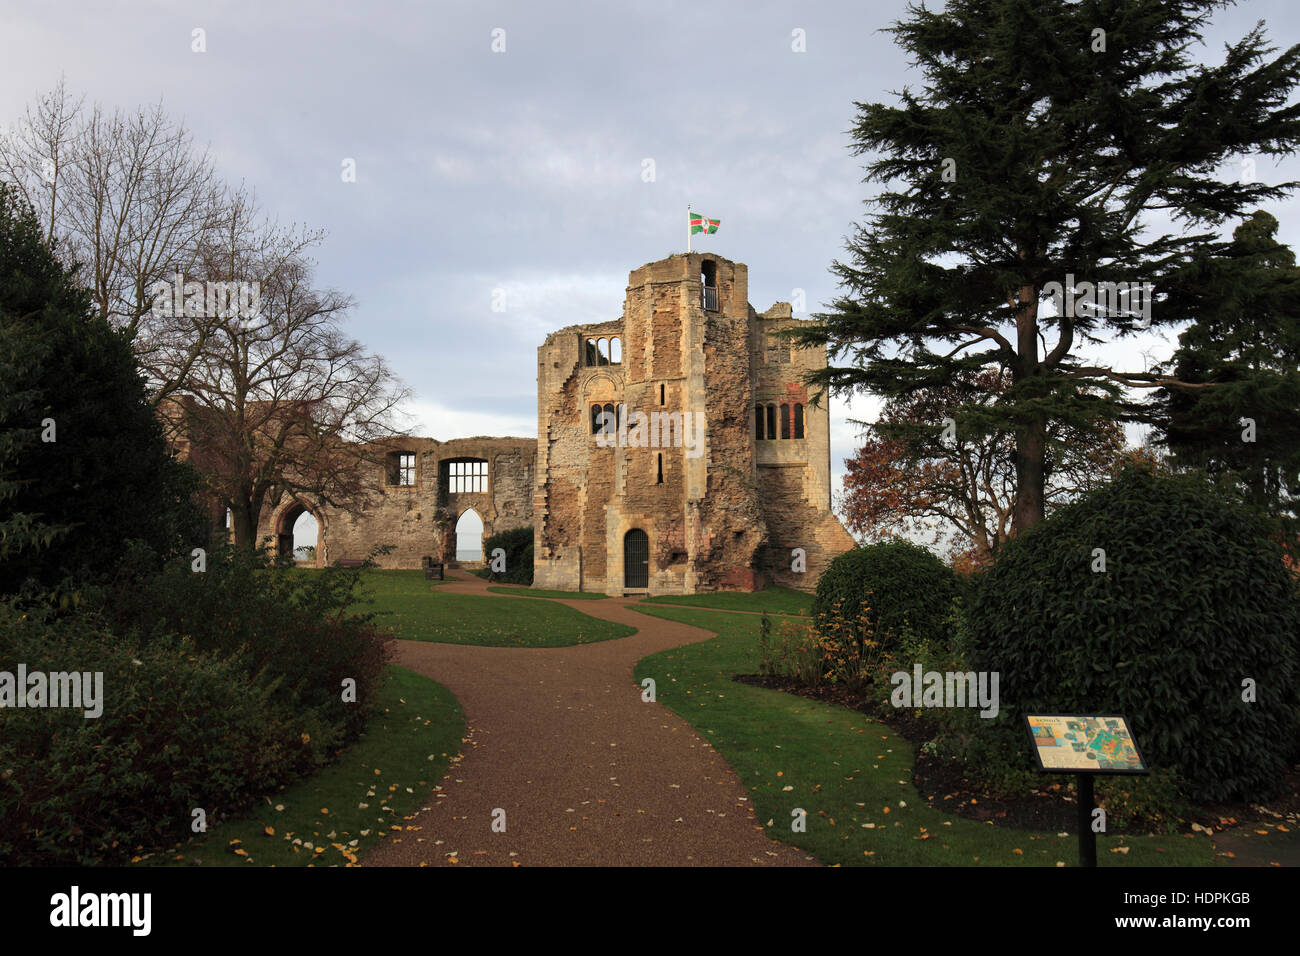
[701,260,718,311]
[794,403,804,439]
[765,404,776,440]
[754,404,764,440]
[387,451,417,486]
[656,453,663,484]
[660,383,665,406]
[780,404,791,440]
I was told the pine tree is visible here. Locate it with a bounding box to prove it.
[1156,210,1300,522]
[796,0,1300,532]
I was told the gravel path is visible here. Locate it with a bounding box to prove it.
[363,571,817,867]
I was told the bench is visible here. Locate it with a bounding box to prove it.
[421,556,445,581]
[335,558,366,569]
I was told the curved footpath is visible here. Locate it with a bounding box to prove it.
[364,571,817,867]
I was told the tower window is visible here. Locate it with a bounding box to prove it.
[754,404,764,440]
[660,383,665,406]
[584,335,622,367]
[656,453,663,484]
[780,404,791,440]
[765,404,777,441]
[701,260,718,311]
[794,403,804,439]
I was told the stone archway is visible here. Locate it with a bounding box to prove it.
[272,498,325,567]
[453,508,484,563]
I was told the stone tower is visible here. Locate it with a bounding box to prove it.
[533,252,854,595]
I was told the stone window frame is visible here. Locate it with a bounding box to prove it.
[445,457,489,494]
[583,335,622,367]
[386,450,418,487]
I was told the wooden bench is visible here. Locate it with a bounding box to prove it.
[335,558,366,569]
[422,556,445,581]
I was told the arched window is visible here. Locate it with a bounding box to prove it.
[597,337,610,365]
[794,403,804,439]
[754,404,764,440]
[602,403,616,434]
[585,337,598,366]
[591,404,603,434]
[765,404,777,441]
[780,404,791,440]
[656,452,663,484]
[610,337,622,365]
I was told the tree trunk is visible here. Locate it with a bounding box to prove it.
[1013,418,1047,532]
[1013,281,1047,532]
[230,501,258,552]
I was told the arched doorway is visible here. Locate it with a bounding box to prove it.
[454,508,483,562]
[624,528,649,589]
[274,500,323,566]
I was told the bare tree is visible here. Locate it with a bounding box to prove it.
[0,79,225,405]
[173,193,410,549]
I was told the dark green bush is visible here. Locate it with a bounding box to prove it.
[812,540,958,651]
[968,463,1300,803]
[100,544,392,743]
[0,605,304,865]
[483,525,533,584]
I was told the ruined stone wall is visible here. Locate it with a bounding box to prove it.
[257,436,535,569]
[752,308,856,590]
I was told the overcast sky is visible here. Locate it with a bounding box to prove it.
[3,0,1299,545]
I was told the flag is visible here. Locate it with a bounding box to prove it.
[689,212,719,234]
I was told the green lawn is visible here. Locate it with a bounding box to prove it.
[141,665,465,867]
[640,585,813,616]
[364,570,635,646]
[487,585,608,600]
[632,605,1220,867]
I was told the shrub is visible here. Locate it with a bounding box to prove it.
[812,540,958,652]
[967,463,1300,803]
[0,605,305,865]
[99,544,393,744]
[483,526,533,584]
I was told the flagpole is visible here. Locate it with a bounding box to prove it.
[686,204,691,254]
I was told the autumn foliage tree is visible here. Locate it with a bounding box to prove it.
[841,369,1126,563]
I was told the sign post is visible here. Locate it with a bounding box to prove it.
[1024,714,1148,867]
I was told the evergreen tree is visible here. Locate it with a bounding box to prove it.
[1156,210,1300,525]
[0,183,204,595]
[796,0,1300,532]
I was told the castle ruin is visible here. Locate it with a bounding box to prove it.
[251,252,854,592]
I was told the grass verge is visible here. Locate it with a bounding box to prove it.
[140,665,464,867]
[632,604,1220,867]
[364,569,634,646]
[640,585,813,616]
